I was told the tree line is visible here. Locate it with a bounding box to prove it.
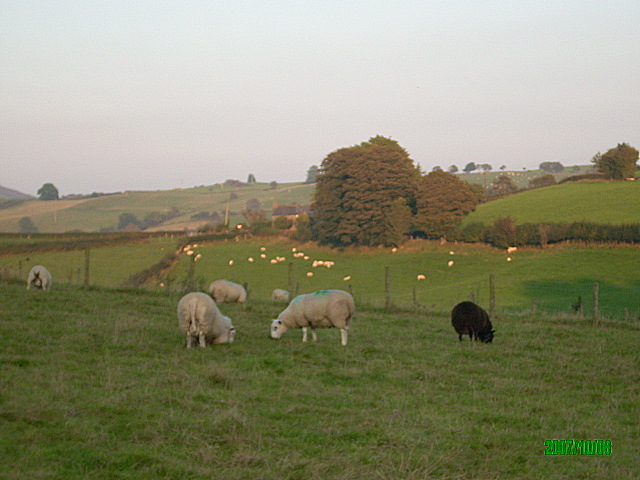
[312,136,479,247]
[310,137,639,247]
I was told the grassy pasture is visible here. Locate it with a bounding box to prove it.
[1,282,637,479]
[166,239,640,320]
[463,181,640,226]
[0,237,177,288]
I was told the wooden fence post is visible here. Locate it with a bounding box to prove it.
[84,248,90,286]
[288,262,294,296]
[385,267,392,312]
[593,282,600,326]
[489,274,495,319]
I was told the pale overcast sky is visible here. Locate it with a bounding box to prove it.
[2,1,639,195]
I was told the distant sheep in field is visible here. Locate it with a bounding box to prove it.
[208,279,247,303]
[271,288,290,302]
[451,301,495,343]
[177,292,235,348]
[27,265,52,291]
[270,290,355,346]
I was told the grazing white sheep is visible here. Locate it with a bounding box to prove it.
[271,288,290,302]
[27,265,52,291]
[177,292,235,348]
[270,290,355,346]
[416,274,426,281]
[208,279,247,303]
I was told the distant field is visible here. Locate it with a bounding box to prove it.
[1,281,637,479]
[464,181,640,226]
[461,164,594,189]
[0,182,315,233]
[0,237,177,287]
[2,234,640,320]
[164,239,640,320]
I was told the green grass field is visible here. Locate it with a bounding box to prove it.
[463,181,640,226]
[0,237,177,288]
[1,282,637,479]
[164,239,640,320]
[3,237,640,320]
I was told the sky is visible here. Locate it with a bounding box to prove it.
[2,1,639,196]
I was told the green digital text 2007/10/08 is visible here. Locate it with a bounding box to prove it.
[544,439,611,455]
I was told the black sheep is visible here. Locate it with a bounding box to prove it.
[451,301,495,343]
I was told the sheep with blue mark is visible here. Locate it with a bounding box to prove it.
[270,290,355,346]
[271,288,290,302]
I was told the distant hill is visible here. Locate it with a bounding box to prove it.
[0,185,33,200]
[459,165,595,190]
[0,182,315,233]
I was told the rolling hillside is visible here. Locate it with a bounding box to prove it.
[463,180,640,226]
[0,185,33,200]
[3,171,638,233]
[0,182,315,233]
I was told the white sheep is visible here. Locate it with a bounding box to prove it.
[177,292,236,348]
[208,279,247,303]
[270,290,355,346]
[271,288,290,302]
[27,265,52,291]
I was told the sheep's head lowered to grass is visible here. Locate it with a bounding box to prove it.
[270,319,288,339]
[451,301,495,343]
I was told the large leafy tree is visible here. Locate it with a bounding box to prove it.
[313,136,420,247]
[37,183,59,201]
[305,165,319,184]
[592,143,639,180]
[413,170,479,238]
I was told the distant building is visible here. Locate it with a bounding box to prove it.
[272,204,310,230]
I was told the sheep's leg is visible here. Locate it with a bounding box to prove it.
[458,334,463,342]
[199,333,207,347]
[302,327,308,342]
[310,328,318,342]
[186,335,194,349]
[340,328,348,346]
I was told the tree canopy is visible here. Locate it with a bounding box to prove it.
[312,136,480,246]
[592,143,639,180]
[37,183,59,201]
[539,161,564,173]
[463,162,477,173]
[305,165,319,184]
[413,170,479,238]
[312,136,420,247]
